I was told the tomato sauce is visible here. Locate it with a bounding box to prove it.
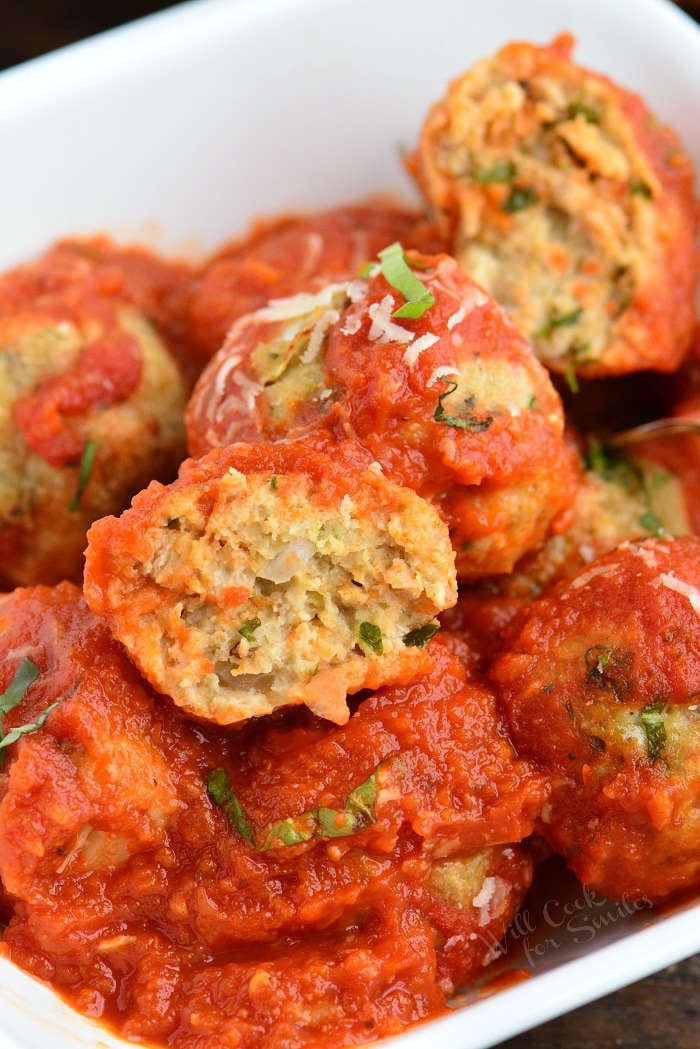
[0,585,544,1049]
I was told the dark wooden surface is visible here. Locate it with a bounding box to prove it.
[1,2,698,1048]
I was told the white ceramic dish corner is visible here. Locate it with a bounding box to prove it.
[0,1,698,1047]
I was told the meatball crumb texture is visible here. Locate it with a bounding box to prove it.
[84,440,458,726]
[490,536,700,901]
[186,250,577,577]
[408,34,697,377]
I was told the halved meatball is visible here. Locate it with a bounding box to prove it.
[490,536,700,901]
[0,304,185,587]
[185,202,445,361]
[186,250,577,577]
[408,34,697,377]
[84,439,457,726]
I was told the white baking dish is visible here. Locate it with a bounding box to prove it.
[0,0,698,1046]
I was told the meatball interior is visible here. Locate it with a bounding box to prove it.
[409,34,697,376]
[84,440,457,726]
[491,536,700,901]
[187,250,577,577]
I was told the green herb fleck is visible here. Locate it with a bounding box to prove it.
[403,622,440,648]
[238,618,262,643]
[0,657,39,715]
[630,177,653,199]
[539,307,583,339]
[528,395,541,410]
[502,186,538,213]
[257,815,316,850]
[542,684,554,695]
[639,702,667,763]
[564,698,574,718]
[359,622,383,656]
[0,701,61,759]
[0,658,55,767]
[474,160,517,184]
[589,735,606,753]
[346,770,378,824]
[568,102,600,124]
[269,476,279,491]
[585,645,613,681]
[434,380,493,432]
[206,768,254,842]
[69,439,98,512]
[639,512,668,538]
[378,242,435,320]
[315,807,359,839]
[563,363,580,394]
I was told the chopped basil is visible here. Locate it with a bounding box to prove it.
[528,395,541,411]
[502,186,538,213]
[585,645,613,682]
[238,618,262,643]
[0,657,39,716]
[346,769,378,824]
[539,307,583,338]
[639,511,668,538]
[584,439,642,492]
[257,814,316,850]
[639,702,666,763]
[315,807,359,839]
[0,659,59,766]
[589,735,606,753]
[0,701,61,756]
[359,621,383,656]
[434,380,493,432]
[269,476,279,491]
[568,102,600,124]
[474,160,517,184]
[378,242,435,319]
[563,363,580,394]
[403,621,440,648]
[542,684,554,695]
[69,439,98,512]
[630,177,653,199]
[206,768,254,843]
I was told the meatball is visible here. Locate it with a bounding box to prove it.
[186,203,445,361]
[0,236,197,383]
[0,302,185,587]
[0,589,542,1049]
[186,249,577,576]
[408,34,697,377]
[490,537,700,901]
[84,438,457,726]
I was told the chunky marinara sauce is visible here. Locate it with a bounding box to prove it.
[0,585,544,1049]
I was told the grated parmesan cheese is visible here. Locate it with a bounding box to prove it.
[341,315,362,337]
[403,332,439,367]
[446,306,466,330]
[656,572,700,614]
[368,295,414,345]
[254,283,348,322]
[428,364,459,386]
[300,309,340,364]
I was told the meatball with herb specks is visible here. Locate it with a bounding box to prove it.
[187,248,577,577]
[408,34,697,378]
[490,536,700,901]
[84,438,457,726]
[0,302,185,588]
[185,203,444,362]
